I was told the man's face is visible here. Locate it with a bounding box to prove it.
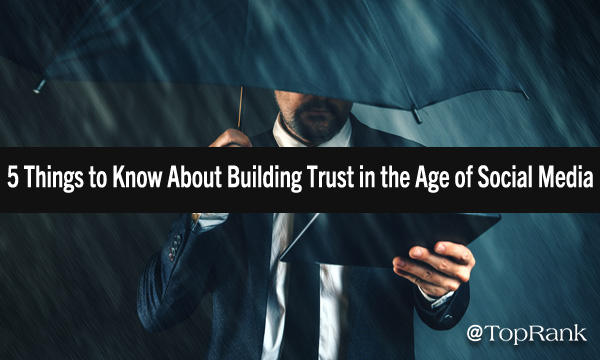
[274,90,353,146]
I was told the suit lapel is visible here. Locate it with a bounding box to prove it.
[249,129,279,147]
[350,113,377,147]
[243,213,274,358]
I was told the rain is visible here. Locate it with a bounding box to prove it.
[0,0,599,359]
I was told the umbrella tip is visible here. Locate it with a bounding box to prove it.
[33,79,46,94]
[411,108,423,125]
[521,90,529,101]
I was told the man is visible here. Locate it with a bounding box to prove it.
[138,91,475,359]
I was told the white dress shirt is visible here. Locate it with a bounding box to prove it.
[263,114,352,360]
[195,114,454,360]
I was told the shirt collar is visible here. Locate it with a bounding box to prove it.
[272,113,352,148]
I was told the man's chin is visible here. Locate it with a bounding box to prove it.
[301,112,336,123]
[300,125,341,144]
[288,112,347,144]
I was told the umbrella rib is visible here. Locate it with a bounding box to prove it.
[360,0,417,110]
[51,0,149,65]
[436,0,526,95]
[39,0,105,77]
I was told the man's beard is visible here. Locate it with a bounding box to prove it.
[280,98,351,145]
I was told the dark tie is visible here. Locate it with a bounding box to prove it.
[280,215,321,360]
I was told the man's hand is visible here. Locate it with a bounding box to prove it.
[209,129,253,147]
[392,242,475,298]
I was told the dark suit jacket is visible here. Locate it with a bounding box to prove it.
[137,115,470,360]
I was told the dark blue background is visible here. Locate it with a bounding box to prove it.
[0,0,598,359]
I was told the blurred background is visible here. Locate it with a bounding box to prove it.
[0,0,599,359]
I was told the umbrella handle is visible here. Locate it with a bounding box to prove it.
[237,86,244,132]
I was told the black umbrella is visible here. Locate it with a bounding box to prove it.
[0,0,527,125]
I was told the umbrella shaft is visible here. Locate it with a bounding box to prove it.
[238,86,244,132]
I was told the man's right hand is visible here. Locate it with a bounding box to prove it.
[209,129,253,147]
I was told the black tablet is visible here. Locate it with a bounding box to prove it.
[280,213,501,267]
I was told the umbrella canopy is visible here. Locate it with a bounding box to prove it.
[0,0,525,118]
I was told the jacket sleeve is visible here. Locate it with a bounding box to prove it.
[413,281,470,330]
[137,213,226,332]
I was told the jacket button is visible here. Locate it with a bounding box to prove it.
[174,235,181,250]
[169,253,175,262]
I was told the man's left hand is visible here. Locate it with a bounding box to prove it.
[392,242,475,298]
